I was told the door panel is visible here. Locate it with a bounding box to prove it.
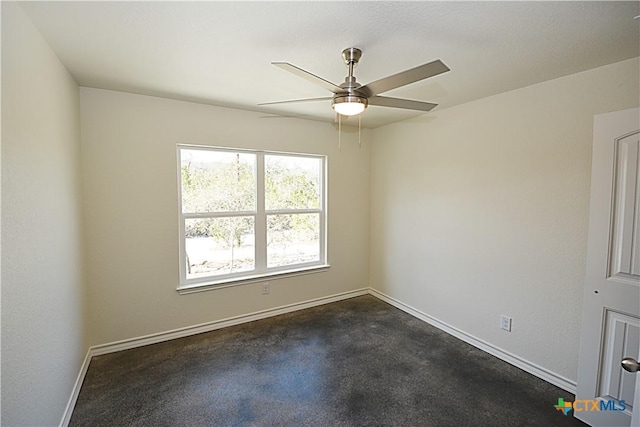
[599,311,638,407]
[609,133,640,280]
[576,108,640,427]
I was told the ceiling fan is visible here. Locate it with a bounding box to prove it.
[260,47,450,117]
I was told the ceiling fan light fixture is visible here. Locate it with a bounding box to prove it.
[263,48,449,120]
[332,95,368,116]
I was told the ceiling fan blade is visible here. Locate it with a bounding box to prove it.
[258,97,333,106]
[368,96,438,112]
[272,62,343,93]
[360,59,450,97]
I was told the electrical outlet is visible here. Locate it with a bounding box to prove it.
[501,315,512,332]
[262,282,270,295]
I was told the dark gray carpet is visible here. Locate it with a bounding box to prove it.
[70,295,585,426]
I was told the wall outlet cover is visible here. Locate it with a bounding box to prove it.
[501,315,512,332]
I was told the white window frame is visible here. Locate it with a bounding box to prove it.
[177,144,329,294]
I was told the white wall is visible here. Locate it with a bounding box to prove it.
[80,88,370,346]
[370,58,639,383]
[1,3,85,425]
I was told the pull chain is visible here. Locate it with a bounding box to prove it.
[338,113,342,150]
[336,114,362,149]
[358,114,361,148]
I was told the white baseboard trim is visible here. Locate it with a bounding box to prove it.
[61,286,576,426]
[369,288,577,394]
[90,288,369,357]
[59,349,92,427]
[60,287,368,426]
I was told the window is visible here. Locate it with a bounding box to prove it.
[178,145,327,291]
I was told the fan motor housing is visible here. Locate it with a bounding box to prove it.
[332,94,368,106]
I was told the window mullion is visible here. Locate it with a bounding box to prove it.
[183,211,256,219]
[255,154,267,270]
[265,208,322,215]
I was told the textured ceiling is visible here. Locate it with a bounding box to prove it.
[19,1,640,128]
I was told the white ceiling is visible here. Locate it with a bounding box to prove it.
[19,1,640,128]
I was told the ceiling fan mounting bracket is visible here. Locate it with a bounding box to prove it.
[342,47,362,65]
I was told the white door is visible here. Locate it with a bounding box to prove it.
[576,107,640,427]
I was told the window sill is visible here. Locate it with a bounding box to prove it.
[177,264,331,295]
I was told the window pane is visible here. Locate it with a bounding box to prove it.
[181,149,256,213]
[265,155,321,210]
[185,217,255,278]
[267,213,320,268]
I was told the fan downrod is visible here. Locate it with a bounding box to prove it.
[341,47,362,87]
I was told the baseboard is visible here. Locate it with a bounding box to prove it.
[59,349,92,427]
[90,288,369,356]
[60,287,368,426]
[368,288,577,394]
[61,286,576,426]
